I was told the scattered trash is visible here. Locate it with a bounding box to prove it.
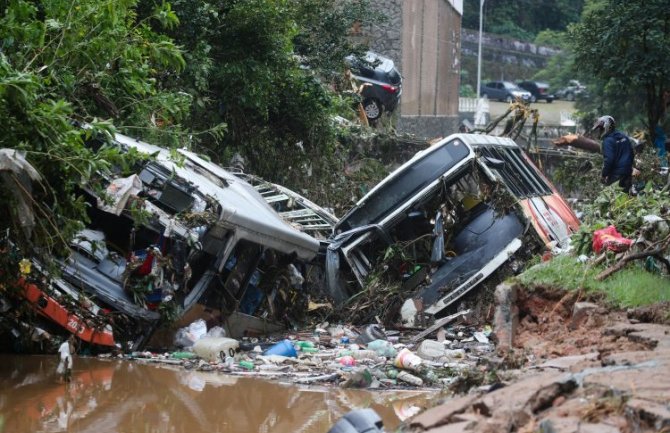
[174,319,208,349]
[341,369,373,389]
[191,337,240,363]
[473,332,489,344]
[592,225,633,253]
[339,356,356,367]
[397,371,423,386]
[394,348,422,371]
[327,408,384,433]
[263,339,298,358]
[367,339,397,358]
[355,324,386,344]
[416,339,446,361]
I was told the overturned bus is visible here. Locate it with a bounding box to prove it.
[5,131,334,351]
[326,133,579,318]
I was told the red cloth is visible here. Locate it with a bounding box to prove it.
[592,225,632,254]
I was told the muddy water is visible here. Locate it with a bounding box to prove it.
[0,355,438,433]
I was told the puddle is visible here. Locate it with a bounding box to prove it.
[0,355,438,433]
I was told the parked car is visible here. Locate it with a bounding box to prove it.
[556,80,587,101]
[517,81,554,103]
[480,81,532,103]
[346,51,402,121]
[326,133,579,316]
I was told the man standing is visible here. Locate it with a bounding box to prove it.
[592,115,633,190]
[57,334,76,383]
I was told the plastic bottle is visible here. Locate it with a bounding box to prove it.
[394,348,422,371]
[295,341,315,350]
[192,337,240,363]
[238,360,255,370]
[367,339,397,358]
[349,349,378,360]
[397,371,423,386]
[171,351,197,359]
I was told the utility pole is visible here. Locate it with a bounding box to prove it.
[476,0,485,100]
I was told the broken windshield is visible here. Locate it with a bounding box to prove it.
[337,140,470,231]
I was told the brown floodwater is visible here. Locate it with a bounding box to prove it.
[0,355,439,433]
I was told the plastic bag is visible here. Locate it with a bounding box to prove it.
[173,319,208,348]
[206,326,226,338]
[592,225,632,254]
[97,175,142,216]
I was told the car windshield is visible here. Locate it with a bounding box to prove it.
[504,82,522,91]
[337,140,470,231]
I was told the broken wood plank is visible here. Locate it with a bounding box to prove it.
[410,309,471,343]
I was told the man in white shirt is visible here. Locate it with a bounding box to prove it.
[57,335,75,382]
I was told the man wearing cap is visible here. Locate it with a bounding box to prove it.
[592,115,634,190]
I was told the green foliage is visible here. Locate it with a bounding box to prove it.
[517,255,670,307]
[569,0,670,138]
[463,0,585,42]
[292,0,382,79]
[0,0,192,266]
[159,0,375,192]
[534,30,565,48]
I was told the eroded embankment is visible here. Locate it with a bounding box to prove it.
[406,284,670,433]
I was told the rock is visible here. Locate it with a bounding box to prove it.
[493,283,518,354]
[409,395,478,430]
[538,352,600,371]
[538,417,620,433]
[625,398,670,431]
[570,302,599,330]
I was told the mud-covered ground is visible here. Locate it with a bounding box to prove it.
[406,285,670,433]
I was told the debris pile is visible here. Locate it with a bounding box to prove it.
[116,315,500,391]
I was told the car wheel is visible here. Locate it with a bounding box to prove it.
[363,98,383,121]
[505,95,513,103]
[530,95,537,103]
[567,92,575,101]
[546,98,553,103]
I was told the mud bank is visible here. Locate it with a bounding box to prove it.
[406,284,670,433]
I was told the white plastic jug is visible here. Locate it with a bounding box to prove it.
[192,337,239,362]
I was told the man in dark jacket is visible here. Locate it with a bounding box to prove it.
[592,115,633,190]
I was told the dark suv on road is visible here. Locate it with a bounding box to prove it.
[346,51,402,121]
[517,81,554,103]
[480,81,532,103]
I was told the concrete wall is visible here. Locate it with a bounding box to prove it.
[367,0,462,139]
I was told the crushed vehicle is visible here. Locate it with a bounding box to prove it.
[4,130,337,351]
[325,133,579,319]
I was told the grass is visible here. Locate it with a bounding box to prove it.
[516,255,670,308]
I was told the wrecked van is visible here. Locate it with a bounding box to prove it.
[326,133,579,317]
[8,130,325,350]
